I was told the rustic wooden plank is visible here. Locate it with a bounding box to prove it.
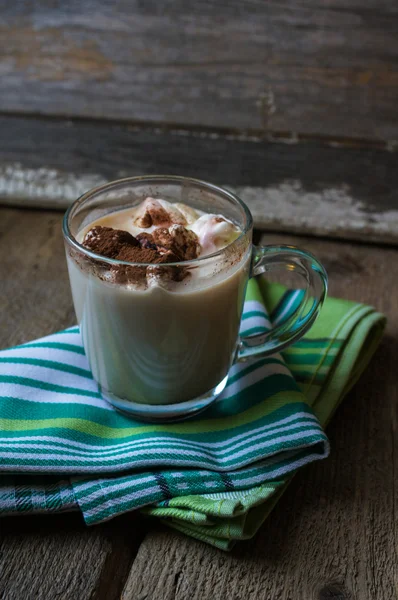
[0,513,145,600]
[0,208,146,600]
[1,1,398,141]
[0,116,397,245]
[122,233,398,600]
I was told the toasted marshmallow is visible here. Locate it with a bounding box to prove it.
[190,214,240,255]
[173,203,200,225]
[133,198,187,228]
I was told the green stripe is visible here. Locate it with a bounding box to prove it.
[215,433,325,468]
[0,376,101,399]
[227,358,284,386]
[82,490,162,523]
[17,342,85,355]
[1,417,319,458]
[293,371,327,385]
[0,395,307,439]
[76,479,163,512]
[271,289,305,324]
[270,290,292,321]
[56,327,80,334]
[289,338,343,349]
[10,429,322,471]
[0,357,93,380]
[208,375,301,418]
[241,311,269,321]
[80,446,327,524]
[285,346,339,357]
[14,486,33,512]
[284,353,335,366]
[240,326,268,337]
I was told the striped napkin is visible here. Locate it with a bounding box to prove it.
[0,279,385,549]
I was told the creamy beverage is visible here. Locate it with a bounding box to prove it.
[66,198,251,407]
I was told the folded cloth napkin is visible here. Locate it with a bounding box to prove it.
[0,279,385,550]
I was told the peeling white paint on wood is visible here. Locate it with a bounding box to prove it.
[0,163,397,245]
[228,183,398,244]
[0,163,107,207]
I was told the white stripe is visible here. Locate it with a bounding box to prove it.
[81,485,161,519]
[31,490,46,507]
[76,474,156,502]
[0,388,111,411]
[273,290,302,325]
[0,418,320,459]
[0,363,95,390]
[5,417,321,460]
[232,451,326,487]
[243,300,268,314]
[226,352,285,378]
[0,488,16,505]
[0,486,20,494]
[0,428,324,467]
[20,330,83,346]
[241,312,270,326]
[221,363,292,398]
[0,412,318,453]
[0,497,17,509]
[0,412,317,454]
[0,346,90,370]
[43,332,83,345]
[217,428,325,464]
[78,451,327,522]
[59,484,74,505]
[0,483,70,501]
[239,316,270,334]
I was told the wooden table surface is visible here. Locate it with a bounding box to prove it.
[0,206,397,600]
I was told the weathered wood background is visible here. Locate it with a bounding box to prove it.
[1,0,398,141]
[0,1,397,242]
[0,116,397,244]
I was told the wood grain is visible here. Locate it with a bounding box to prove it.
[123,233,398,600]
[1,1,398,140]
[0,208,146,600]
[0,115,397,245]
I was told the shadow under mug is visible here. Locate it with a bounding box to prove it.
[63,176,328,422]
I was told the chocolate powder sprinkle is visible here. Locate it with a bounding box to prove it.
[82,224,191,286]
[82,226,139,259]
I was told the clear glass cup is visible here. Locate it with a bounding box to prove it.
[63,176,327,421]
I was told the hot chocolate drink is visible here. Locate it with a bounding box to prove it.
[66,198,250,408]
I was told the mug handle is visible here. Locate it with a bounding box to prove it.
[237,245,328,361]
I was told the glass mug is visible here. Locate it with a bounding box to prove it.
[63,176,327,421]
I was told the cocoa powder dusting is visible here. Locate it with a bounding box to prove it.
[152,226,199,261]
[82,226,138,258]
[112,245,158,285]
[133,198,182,228]
[136,212,153,228]
[82,224,191,287]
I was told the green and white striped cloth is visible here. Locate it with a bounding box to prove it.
[0,279,385,550]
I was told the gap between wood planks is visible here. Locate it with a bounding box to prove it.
[0,113,397,247]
